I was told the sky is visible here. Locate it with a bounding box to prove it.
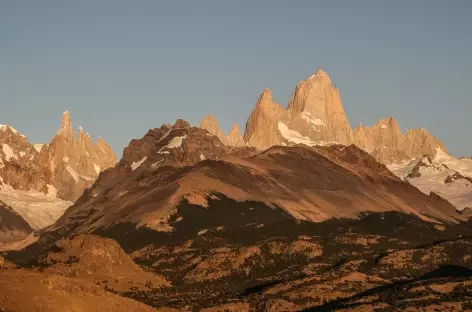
[1,0,471,157]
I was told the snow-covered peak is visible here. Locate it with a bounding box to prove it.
[34,144,45,152]
[388,152,472,210]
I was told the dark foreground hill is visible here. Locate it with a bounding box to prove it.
[0,200,33,243]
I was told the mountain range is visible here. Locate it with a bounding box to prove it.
[201,69,447,165]
[0,112,117,232]
[1,69,472,311]
[200,70,471,211]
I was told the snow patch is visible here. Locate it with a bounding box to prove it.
[19,151,26,157]
[2,144,17,161]
[166,135,186,148]
[158,135,187,154]
[200,154,206,161]
[34,144,44,152]
[66,166,79,183]
[131,156,147,171]
[381,124,388,129]
[197,229,208,235]
[93,163,100,174]
[46,185,59,197]
[63,156,69,163]
[301,111,325,128]
[278,122,316,146]
[277,122,339,148]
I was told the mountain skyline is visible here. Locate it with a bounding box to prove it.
[2,1,471,157]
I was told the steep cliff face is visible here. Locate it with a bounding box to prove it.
[403,128,448,159]
[226,124,244,147]
[44,111,118,201]
[200,114,228,145]
[287,69,354,145]
[243,89,288,150]
[353,117,408,164]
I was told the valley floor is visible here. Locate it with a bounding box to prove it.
[2,201,472,311]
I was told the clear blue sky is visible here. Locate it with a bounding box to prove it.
[1,1,471,157]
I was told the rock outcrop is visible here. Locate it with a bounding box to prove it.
[38,235,169,291]
[226,124,244,146]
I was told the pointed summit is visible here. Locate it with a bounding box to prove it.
[309,69,331,83]
[57,111,74,142]
[255,88,274,108]
[287,69,353,145]
[200,114,227,144]
[243,89,288,150]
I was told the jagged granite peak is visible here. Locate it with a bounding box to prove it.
[56,111,74,143]
[0,111,117,229]
[243,88,287,150]
[242,70,353,150]
[42,112,118,200]
[200,114,227,144]
[226,123,244,146]
[287,69,353,145]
